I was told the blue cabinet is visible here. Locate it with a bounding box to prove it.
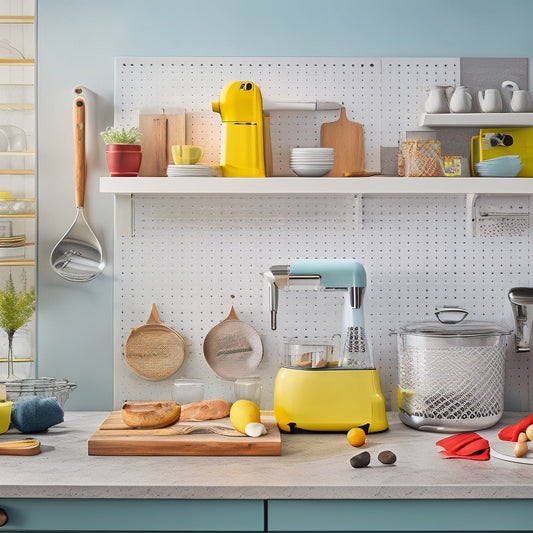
[267,499,533,531]
[0,499,264,532]
[1,498,532,531]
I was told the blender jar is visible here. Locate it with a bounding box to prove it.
[283,335,340,368]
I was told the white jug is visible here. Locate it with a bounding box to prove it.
[449,86,472,113]
[501,80,519,112]
[478,89,503,113]
[424,85,453,114]
[510,90,533,112]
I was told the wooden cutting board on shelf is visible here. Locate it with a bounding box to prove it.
[138,111,186,177]
[320,106,364,176]
[88,411,281,456]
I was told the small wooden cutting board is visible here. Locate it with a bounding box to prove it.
[88,411,281,456]
[138,111,186,177]
[320,106,364,176]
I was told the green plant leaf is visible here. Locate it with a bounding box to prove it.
[0,273,35,338]
[100,126,143,144]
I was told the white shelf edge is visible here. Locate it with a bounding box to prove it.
[100,176,533,195]
[420,112,533,127]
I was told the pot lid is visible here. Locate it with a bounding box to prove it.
[397,307,512,337]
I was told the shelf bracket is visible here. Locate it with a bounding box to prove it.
[466,193,478,237]
[355,194,363,232]
[466,193,530,238]
[114,194,135,238]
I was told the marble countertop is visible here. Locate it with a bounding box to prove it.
[0,411,531,500]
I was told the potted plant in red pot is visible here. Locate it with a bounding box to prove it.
[100,126,143,177]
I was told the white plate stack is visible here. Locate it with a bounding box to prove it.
[167,165,216,177]
[290,147,334,177]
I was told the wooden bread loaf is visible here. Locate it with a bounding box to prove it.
[121,401,181,428]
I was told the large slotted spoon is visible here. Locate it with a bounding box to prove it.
[50,97,104,282]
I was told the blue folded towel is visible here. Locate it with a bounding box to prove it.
[11,396,64,433]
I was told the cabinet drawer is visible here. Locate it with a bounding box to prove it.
[0,498,264,532]
[267,499,533,531]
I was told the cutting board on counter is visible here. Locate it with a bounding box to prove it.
[88,411,281,456]
[320,106,364,176]
[138,111,186,177]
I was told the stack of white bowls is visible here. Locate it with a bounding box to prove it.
[474,155,522,177]
[290,147,334,177]
[167,164,215,177]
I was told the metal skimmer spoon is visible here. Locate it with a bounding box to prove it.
[50,97,104,282]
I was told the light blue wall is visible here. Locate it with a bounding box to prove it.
[36,0,533,410]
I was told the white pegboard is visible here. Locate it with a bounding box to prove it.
[114,194,360,406]
[380,57,459,145]
[112,57,533,413]
[115,57,382,174]
[114,193,533,412]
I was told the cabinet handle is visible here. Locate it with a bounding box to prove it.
[0,508,8,527]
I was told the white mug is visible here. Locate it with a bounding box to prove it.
[478,89,503,113]
[511,90,533,112]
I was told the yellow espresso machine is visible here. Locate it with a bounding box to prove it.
[212,81,266,177]
[212,80,341,177]
[264,259,388,433]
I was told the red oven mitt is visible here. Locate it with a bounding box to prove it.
[497,412,533,442]
[436,433,490,461]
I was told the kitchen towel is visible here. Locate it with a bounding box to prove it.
[498,412,533,442]
[436,432,490,461]
[11,396,64,433]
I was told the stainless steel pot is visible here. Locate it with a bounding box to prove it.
[395,308,512,432]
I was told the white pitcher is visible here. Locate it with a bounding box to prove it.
[449,86,472,113]
[501,80,519,112]
[510,90,533,112]
[424,85,453,114]
[478,89,503,113]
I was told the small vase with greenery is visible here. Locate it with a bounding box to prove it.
[0,273,35,381]
[100,126,143,177]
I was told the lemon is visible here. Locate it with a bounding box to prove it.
[230,399,261,435]
[347,427,366,447]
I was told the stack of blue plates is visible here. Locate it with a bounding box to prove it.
[474,155,522,177]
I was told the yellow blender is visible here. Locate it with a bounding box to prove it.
[264,259,388,433]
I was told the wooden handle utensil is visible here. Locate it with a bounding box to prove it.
[0,438,41,455]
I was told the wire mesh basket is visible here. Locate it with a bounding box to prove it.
[396,309,511,432]
[0,378,77,408]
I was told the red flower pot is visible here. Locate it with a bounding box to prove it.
[105,144,142,177]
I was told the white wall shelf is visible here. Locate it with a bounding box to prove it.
[420,112,533,127]
[100,176,533,196]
